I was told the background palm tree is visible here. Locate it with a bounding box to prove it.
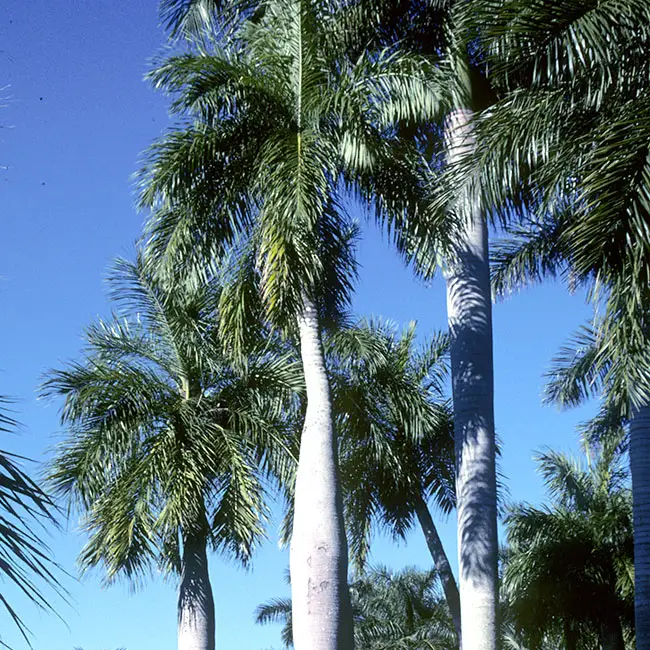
[503,443,634,650]
[256,566,457,650]
[0,397,65,647]
[326,320,460,640]
[43,255,300,650]
[139,2,443,647]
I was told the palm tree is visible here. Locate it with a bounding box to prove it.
[138,2,443,647]
[149,2,504,646]
[256,565,458,650]
[43,254,300,650]
[503,443,634,650]
[0,398,65,647]
[447,3,650,645]
[326,320,460,640]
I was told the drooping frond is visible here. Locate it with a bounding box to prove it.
[0,398,66,646]
[44,248,300,584]
[326,320,454,570]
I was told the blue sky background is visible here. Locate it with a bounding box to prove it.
[0,2,597,649]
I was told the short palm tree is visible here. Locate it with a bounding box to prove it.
[327,320,460,640]
[43,255,300,650]
[0,398,64,646]
[503,443,634,650]
[256,565,457,650]
[138,2,443,647]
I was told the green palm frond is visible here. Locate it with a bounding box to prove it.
[472,0,650,97]
[159,0,253,39]
[0,398,66,647]
[255,597,294,647]
[325,320,455,569]
[503,444,633,644]
[256,565,457,650]
[544,324,605,408]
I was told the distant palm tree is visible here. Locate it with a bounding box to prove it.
[139,1,443,647]
[326,321,460,640]
[0,397,65,646]
[503,443,634,650]
[256,566,457,650]
[43,255,300,650]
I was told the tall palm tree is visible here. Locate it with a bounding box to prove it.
[0,398,65,647]
[326,320,460,640]
[43,255,300,650]
[150,2,503,646]
[256,565,458,650]
[446,3,650,646]
[503,443,634,650]
[138,2,444,647]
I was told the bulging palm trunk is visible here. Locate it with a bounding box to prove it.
[444,108,498,650]
[178,531,216,650]
[413,495,462,642]
[630,403,650,650]
[290,296,354,650]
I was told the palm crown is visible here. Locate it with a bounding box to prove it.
[43,254,301,582]
[139,0,444,331]
[327,320,454,567]
[504,443,634,650]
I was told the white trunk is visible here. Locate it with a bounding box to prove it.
[414,495,462,643]
[630,403,650,650]
[444,108,498,650]
[178,532,216,650]
[290,296,353,650]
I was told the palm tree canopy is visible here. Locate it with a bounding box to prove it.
[140,0,449,343]
[503,442,634,646]
[461,0,650,273]
[327,319,454,568]
[43,254,302,584]
[256,565,457,650]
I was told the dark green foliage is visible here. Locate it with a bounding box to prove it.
[328,320,454,568]
[503,443,634,648]
[256,566,457,649]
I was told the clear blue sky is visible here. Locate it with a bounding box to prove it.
[0,2,596,649]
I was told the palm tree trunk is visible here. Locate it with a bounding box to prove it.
[413,494,462,642]
[178,531,215,650]
[290,296,354,650]
[564,621,578,650]
[598,613,625,650]
[444,107,498,650]
[630,403,650,650]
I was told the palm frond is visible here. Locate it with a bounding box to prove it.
[0,398,66,646]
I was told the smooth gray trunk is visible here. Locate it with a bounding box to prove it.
[413,495,462,642]
[290,296,354,650]
[178,532,215,650]
[630,403,650,650]
[444,108,498,650]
